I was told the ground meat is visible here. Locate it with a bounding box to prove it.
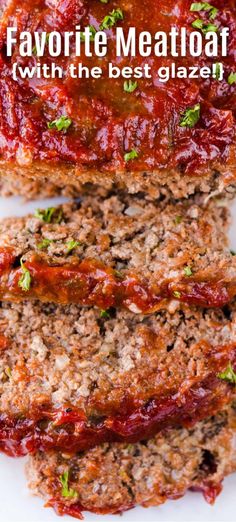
[0,300,236,456]
[0,0,235,198]
[26,404,236,518]
[0,192,235,311]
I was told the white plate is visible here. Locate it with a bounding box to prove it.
[0,195,236,522]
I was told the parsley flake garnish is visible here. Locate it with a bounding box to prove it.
[190,3,218,20]
[184,266,193,276]
[228,72,236,85]
[192,19,218,34]
[60,471,78,499]
[47,116,72,131]
[217,362,236,385]
[67,240,81,253]
[80,25,97,42]
[37,238,53,250]
[230,250,236,256]
[180,103,200,128]
[124,80,138,93]
[174,216,183,225]
[18,258,32,292]
[34,207,62,224]
[124,149,138,162]
[100,309,111,319]
[100,8,123,30]
[173,291,181,299]
[214,62,222,80]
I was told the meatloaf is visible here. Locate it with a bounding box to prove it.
[0,1,235,197]
[0,194,236,311]
[27,404,236,519]
[0,300,236,456]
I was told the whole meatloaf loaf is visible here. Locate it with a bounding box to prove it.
[0,0,235,198]
[27,405,236,519]
[0,300,236,456]
[0,193,236,311]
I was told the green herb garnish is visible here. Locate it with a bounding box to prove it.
[124,80,138,93]
[47,116,72,131]
[214,62,222,80]
[173,291,181,299]
[190,3,218,20]
[180,103,200,128]
[191,19,218,34]
[34,207,62,224]
[174,216,183,225]
[67,240,81,253]
[60,471,78,499]
[37,238,53,250]
[80,25,97,42]
[100,309,111,319]
[184,266,193,277]
[217,362,236,385]
[100,8,123,30]
[228,72,236,85]
[18,258,32,292]
[124,149,138,162]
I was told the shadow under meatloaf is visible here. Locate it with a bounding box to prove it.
[0,301,236,456]
[0,193,236,311]
[0,1,235,199]
[26,405,236,519]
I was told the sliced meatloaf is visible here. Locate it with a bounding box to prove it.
[0,300,236,456]
[0,1,235,198]
[0,193,235,311]
[27,405,236,519]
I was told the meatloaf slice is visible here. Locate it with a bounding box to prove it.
[0,300,236,457]
[27,404,236,519]
[0,193,235,311]
[0,0,235,198]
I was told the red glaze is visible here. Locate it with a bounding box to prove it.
[0,248,235,310]
[0,0,235,174]
[0,370,235,458]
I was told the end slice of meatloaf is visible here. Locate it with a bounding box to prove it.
[0,1,235,199]
[26,404,236,519]
[0,301,236,456]
[0,193,235,311]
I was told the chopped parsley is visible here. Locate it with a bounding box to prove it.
[191,19,218,34]
[174,215,183,225]
[80,25,97,42]
[18,258,32,292]
[5,367,11,379]
[217,362,236,385]
[60,471,78,499]
[173,291,181,299]
[124,149,138,162]
[67,240,81,253]
[190,3,218,20]
[214,62,222,80]
[228,72,236,85]
[179,103,200,128]
[100,309,111,319]
[123,80,138,93]
[100,8,123,30]
[100,0,109,3]
[184,266,193,277]
[47,116,72,131]
[37,238,53,250]
[32,33,50,55]
[34,207,62,224]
